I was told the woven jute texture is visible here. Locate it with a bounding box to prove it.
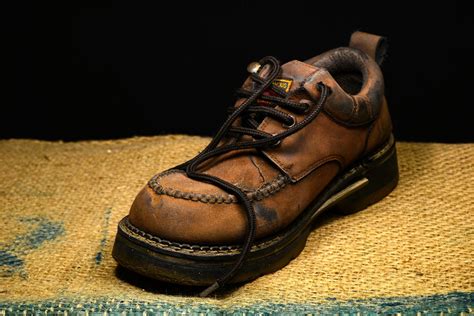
[0,135,473,313]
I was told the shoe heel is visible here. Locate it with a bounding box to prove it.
[334,142,399,215]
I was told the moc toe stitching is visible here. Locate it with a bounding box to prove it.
[147,170,290,204]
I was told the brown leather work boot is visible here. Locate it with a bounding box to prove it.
[112,31,398,297]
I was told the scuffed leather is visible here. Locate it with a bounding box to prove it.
[349,31,387,65]
[129,33,394,245]
[129,161,340,244]
[306,48,385,126]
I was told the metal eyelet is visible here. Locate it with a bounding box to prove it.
[317,82,332,95]
[269,133,281,147]
[299,99,312,113]
[282,115,296,129]
[270,139,281,147]
[247,62,262,74]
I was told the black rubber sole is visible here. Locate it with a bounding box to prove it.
[112,136,399,286]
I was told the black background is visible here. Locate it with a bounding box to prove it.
[3,1,473,142]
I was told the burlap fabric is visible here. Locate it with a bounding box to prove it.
[0,136,473,314]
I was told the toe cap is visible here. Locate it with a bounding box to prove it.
[128,170,248,244]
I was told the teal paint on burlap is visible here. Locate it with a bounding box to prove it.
[95,208,112,265]
[0,217,64,277]
[0,291,472,315]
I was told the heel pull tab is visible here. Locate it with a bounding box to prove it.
[349,31,388,65]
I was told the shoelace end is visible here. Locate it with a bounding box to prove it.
[199,281,220,297]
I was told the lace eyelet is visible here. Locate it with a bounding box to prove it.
[269,133,281,147]
[270,139,281,147]
[247,62,262,74]
[299,99,312,113]
[282,115,296,129]
[317,82,332,95]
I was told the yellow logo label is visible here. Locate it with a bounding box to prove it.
[272,78,293,93]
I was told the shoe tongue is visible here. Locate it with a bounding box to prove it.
[271,60,319,93]
[240,60,318,102]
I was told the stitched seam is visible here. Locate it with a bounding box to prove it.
[148,170,289,204]
[250,173,288,201]
[292,155,345,181]
[262,150,293,177]
[127,137,394,255]
[262,148,344,183]
[123,218,285,254]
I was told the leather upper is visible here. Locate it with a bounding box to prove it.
[128,32,393,244]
